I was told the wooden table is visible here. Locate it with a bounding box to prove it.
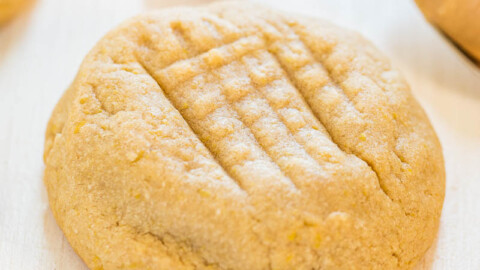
[1,0,479,269]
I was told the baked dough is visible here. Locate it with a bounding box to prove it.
[0,0,28,24]
[415,0,480,63]
[44,2,445,269]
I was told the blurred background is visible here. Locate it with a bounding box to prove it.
[0,0,479,269]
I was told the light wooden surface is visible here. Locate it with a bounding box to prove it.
[1,0,479,269]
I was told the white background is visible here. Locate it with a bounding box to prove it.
[1,0,479,269]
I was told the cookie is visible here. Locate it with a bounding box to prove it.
[43,2,445,269]
[415,0,480,64]
[0,0,28,24]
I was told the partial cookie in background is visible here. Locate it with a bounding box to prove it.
[44,1,445,269]
[0,0,30,24]
[415,0,480,65]
[144,0,222,9]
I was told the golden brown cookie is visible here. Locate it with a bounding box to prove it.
[44,2,445,269]
[415,0,480,64]
[0,0,28,24]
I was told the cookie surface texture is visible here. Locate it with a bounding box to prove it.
[44,2,445,269]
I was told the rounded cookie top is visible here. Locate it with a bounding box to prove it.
[44,2,445,269]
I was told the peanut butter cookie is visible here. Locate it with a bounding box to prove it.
[416,0,480,64]
[0,0,28,24]
[44,2,445,269]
